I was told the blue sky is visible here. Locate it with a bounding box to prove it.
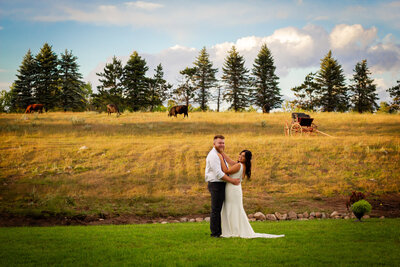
[1,0,400,107]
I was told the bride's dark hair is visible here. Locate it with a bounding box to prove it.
[240,150,252,180]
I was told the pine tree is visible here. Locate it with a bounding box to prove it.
[291,72,320,111]
[387,80,400,112]
[147,64,172,111]
[173,67,197,107]
[252,44,282,113]
[123,51,149,111]
[11,49,36,112]
[59,49,86,111]
[95,56,124,111]
[193,47,218,111]
[222,46,250,111]
[349,59,378,113]
[34,43,59,111]
[315,51,348,112]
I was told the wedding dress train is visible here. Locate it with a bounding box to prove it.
[221,164,285,239]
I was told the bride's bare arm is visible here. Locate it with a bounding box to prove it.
[217,153,241,174]
[217,153,228,173]
[221,152,236,166]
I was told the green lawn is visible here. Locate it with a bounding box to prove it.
[1,219,399,266]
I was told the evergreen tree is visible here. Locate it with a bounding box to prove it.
[387,80,400,112]
[173,67,197,107]
[147,64,172,111]
[315,51,348,112]
[59,49,86,111]
[11,49,36,112]
[123,51,149,111]
[34,43,59,111]
[349,59,378,113]
[251,44,282,113]
[95,56,124,111]
[222,46,250,111]
[291,72,320,111]
[193,47,218,111]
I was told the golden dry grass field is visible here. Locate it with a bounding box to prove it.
[0,111,399,222]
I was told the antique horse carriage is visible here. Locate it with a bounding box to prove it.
[284,113,318,136]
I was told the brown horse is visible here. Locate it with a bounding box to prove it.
[25,104,44,114]
[107,104,121,116]
[168,105,188,118]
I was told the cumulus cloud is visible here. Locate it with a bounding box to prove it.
[330,24,377,50]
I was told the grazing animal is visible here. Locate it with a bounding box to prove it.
[107,104,121,116]
[168,105,188,118]
[25,104,44,114]
[346,191,366,211]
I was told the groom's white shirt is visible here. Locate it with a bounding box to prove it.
[205,147,226,182]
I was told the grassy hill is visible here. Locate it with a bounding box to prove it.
[0,111,399,219]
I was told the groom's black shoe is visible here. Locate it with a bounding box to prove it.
[210,234,221,238]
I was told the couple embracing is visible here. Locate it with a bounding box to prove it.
[205,135,285,239]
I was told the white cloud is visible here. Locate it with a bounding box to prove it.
[124,1,163,10]
[330,24,377,50]
[0,26,3,30]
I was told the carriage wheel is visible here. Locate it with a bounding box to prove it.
[290,123,302,136]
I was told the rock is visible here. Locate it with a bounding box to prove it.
[204,217,210,222]
[248,214,254,219]
[171,220,180,223]
[330,211,339,218]
[379,216,385,219]
[180,217,188,222]
[274,212,287,220]
[362,215,370,219]
[266,214,277,221]
[315,212,322,218]
[189,219,195,222]
[161,221,168,224]
[302,211,309,218]
[297,214,303,219]
[254,212,266,221]
[350,213,356,219]
[310,212,316,217]
[99,218,104,221]
[344,216,350,220]
[321,213,327,219]
[288,211,297,220]
[249,218,257,222]
[309,216,315,220]
[298,218,309,221]
[195,217,203,222]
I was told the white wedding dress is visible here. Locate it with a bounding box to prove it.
[221,163,285,239]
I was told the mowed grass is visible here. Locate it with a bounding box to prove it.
[0,111,399,217]
[0,219,399,266]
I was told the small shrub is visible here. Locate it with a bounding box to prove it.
[261,120,267,128]
[71,116,85,126]
[351,199,372,221]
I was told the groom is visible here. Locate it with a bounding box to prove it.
[205,135,240,237]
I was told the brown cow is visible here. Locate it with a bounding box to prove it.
[25,104,44,114]
[346,191,366,211]
[168,105,188,118]
[107,104,121,116]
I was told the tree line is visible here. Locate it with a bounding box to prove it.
[1,42,399,113]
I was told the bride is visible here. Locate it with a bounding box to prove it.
[217,150,285,239]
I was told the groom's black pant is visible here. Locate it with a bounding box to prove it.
[208,182,226,237]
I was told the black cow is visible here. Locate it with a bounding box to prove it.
[168,105,188,118]
[107,104,121,116]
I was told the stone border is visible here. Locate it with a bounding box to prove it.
[156,211,384,224]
